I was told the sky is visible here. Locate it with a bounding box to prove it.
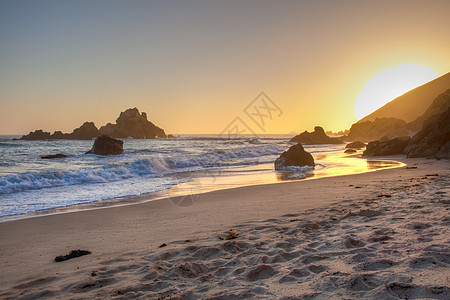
[1,0,449,135]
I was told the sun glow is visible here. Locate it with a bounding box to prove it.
[354,64,438,120]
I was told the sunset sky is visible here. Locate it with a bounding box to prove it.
[1,0,449,135]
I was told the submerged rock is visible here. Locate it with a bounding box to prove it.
[344,149,357,154]
[345,141,366,149]
[41,154,68,159]
[275,144,315,170]
[86,135,124,155]
[290,126,343,144]
[363,137,410,156]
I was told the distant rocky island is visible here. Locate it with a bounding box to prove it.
[20,108,167,140]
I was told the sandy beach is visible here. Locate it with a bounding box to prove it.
[0,156,449,299]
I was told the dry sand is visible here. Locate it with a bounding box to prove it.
[0,157,449,299]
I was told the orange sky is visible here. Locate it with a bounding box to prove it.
[0,0,449,135]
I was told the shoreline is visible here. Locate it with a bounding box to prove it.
[0,155,403,224]
[0,156,448,298]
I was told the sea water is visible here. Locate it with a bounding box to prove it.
[0,135,401,220]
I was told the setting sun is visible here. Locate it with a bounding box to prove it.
[354,64,438,120]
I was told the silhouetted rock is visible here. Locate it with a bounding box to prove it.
[86,135,124,155]
[20,108,167,140]
[346,118,408,142]
[21,129,52,140]
[41,154,67,159]
[99,108,166,139]
[290,126,343,144]
[69,122,99,140]
[275,144,315,170]
[405,107,450,159]
[50,131,69,139]
[407,89,450,132]
[167,134,177,138]
[362,137,410,156]
[345,141,366,149]
[344,149,357,154]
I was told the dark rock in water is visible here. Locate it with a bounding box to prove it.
[345,141,366,149]
[405,106,450,159]
[41,154,67,159]
[167,134,177,138]
[55,249,91,262]
[21,129,52,140]
[345,117,408,142]
[99,107,166,139]
[290,126,343,144]
[344,149,357,154]
[86,135,123,155]
[19,107,166,140]
[275,143,315,170]
[50,131,70,139]
[363,137,410,156]
[69,122,99,140]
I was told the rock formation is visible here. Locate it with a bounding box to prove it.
[99,108,166,139]
[69,122,100,140]
[20,108,166,140]
[290,126,343,144]
[345,118,408,142]
[405,107,450,159]
[21,129,52,140]
[362,137,410,156]
[86,135,124,155]
[345,141,366,149]
[275,144,315,170]
[407,89,450,133]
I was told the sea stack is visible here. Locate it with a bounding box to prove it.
[86,135,124,155]
[275,144,315,170]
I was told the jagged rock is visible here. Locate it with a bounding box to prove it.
[290,126,343,144]
[345,141,366,149]
[407,89,450,132]
[405,107,450,159]
[99,108,166,139]
[21,129,52,140]
[41,154,67,159]
[50,131,69,139]
[86,135,123,155]
[167,134,177,138]
[362,137,410,156]
[20,108,167,140]
[345,117,408,142]
[69,122,99,140]
[275,144,315,170]
[344,149,357,154]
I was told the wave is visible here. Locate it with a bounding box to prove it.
[0,144,285,194]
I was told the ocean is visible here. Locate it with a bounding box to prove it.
[0,135,401,220]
